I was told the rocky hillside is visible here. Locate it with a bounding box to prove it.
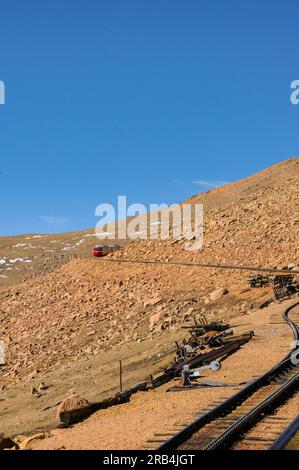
[0,158,298,386]
[113,157,299,269]
[1,158,298,290]
[0,228,122,289]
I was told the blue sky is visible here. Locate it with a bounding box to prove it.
[0,0,298,236]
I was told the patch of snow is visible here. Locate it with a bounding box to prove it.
[9,258,32,264]
[95,231,114,237]
[25,235,47,240]
[62,239,85,251]
[0,275,7,278]
[0,257,6,265]
[12,243,34,248]
[150,221,168,226]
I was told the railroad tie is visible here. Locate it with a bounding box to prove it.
[146,439,169,443]
[242,437,274,442]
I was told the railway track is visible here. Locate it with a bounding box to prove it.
[99,256,299,275]
[157,301,299,451]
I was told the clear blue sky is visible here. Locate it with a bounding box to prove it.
[0,0,298,236]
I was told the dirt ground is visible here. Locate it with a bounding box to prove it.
[0,260,275,439]
[28,299,296,450]
[0,328,182,437]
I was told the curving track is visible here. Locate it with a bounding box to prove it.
[157,301,299,451]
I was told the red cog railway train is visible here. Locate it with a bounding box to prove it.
[92,243,121,257]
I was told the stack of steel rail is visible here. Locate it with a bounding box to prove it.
[149,319,252,389]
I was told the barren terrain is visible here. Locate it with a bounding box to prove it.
[0,158,298,449]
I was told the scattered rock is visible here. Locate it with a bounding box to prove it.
[288,263,296,270]
[0,158,298,390]
[143,295,162,308]
[26,369,39,381]
[209,287,229,302]
[19,433,45,449]
[153,324,163,333]
[289,264,299,272]
[37,382,47,392]
[149,312,162,329]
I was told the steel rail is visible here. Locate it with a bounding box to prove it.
[202,372,299,450]
[269,415,299,450]
[157,301,299,451]
[98,257,299,275]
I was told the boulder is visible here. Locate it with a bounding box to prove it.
[143,295,162,308]
[149,312,162,329]
[289,264,299,271]
[0,436,18,450]
[56,394,91,425]
[19,433,45,449]
[209,287,229,302]
[26,369,39,380]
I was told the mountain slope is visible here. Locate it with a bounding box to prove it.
[1,157,298,382]
[0,157,298,438]
[1,157,298,289]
